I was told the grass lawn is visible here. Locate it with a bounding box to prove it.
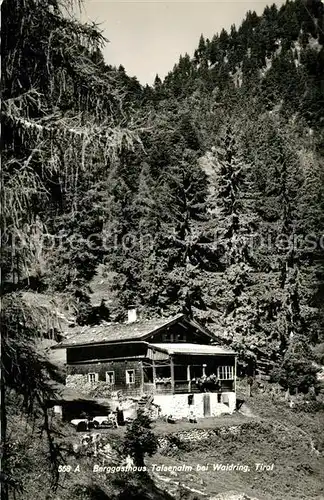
[145,390,324,500]
[152,413,253,435]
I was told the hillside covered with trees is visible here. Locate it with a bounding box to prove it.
[1,0,324,498]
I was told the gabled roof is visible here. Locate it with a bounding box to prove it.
[53,313,216,349]
[150,343,236,356]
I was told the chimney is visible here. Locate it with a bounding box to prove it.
[127,305,137,323]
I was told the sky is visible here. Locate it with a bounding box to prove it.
[82,0,285,85]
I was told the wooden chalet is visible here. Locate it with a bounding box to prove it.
[55,311,237,417]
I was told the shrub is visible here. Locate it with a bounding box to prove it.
[122,410,158,467]
[270,352,319,394]
[311,343,324,365]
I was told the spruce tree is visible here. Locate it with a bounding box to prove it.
[198,34,207,59]
[198,124,260,360]
[2,0,137,495]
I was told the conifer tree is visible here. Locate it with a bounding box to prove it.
[198,34,207,59]
[2,0,137,495]
[198,124,260,358]
[154,74,162,88]
[208,35,219,65]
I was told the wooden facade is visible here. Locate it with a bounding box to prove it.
[68,359,144,397]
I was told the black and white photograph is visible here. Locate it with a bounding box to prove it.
[1,0,324,499]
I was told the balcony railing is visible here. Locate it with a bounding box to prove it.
[143,379,234,395]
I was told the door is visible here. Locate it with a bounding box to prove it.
[203,394,211,417]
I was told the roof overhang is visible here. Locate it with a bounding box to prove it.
[53,340,150,350]
[149,343,237,356]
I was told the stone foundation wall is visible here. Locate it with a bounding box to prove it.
[66,373,89,393]
[154,392,236,419]
[65,374,236,419]
[65,374,113,398]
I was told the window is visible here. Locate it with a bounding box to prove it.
[126,369,135,384]
[106,371,115,385]
[162,332,186,342]
[88,372,98,384]
[217,366,234,380]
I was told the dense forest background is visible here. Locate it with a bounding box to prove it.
[1,0,324,497]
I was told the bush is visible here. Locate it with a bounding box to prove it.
[292,401,324,413]
[122,410,158,467]
[311,343,324,365]
[270,352,319,394]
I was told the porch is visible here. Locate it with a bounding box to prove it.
[142,343,237,396]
